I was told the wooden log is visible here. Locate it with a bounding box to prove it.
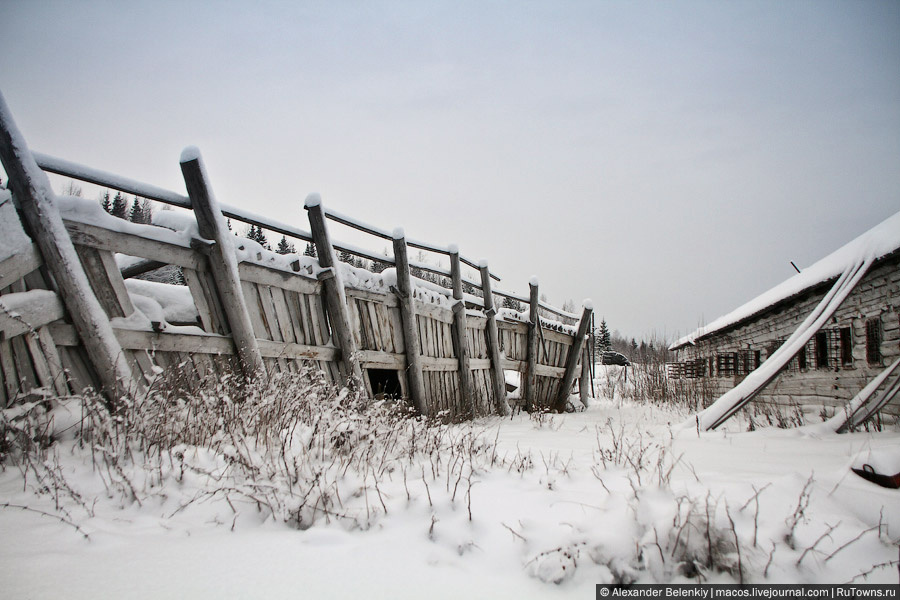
[553,302,594,412]
[450,247,475,416]
[74,246,135,318]
[523,279,540,411]
[304,195,363,386]
[180,147,265,380]
[0,92,138,402]
[391,229,427,415]
[578,345,590,409]
[479,262,511,416]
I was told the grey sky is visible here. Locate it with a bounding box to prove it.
[2,0,898,340]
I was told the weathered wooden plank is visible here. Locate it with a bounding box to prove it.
[34,327,68,396]
[366,300,385,352]
[241,281,271,340]
[257,339,338,362]
[345,287,397,307]
[0,339,18,403]
[0,243,43,291]
[64,220,202,270]
[237,261,319,296]
[257,285,284,343]
[74,245,134,319]
[412,300,454,324]
[357,350,406,369]
[182,268,216,334]
[10,334,36,393]
[0,291,65,339]
[281,290,304,345]
[479,262,511,416]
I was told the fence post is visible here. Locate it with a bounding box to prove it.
[554,301,594,412]
[391,229,428,415]
[180,147,265,380]
[303,195,364,387]
[0,91,137,402]
[449,246,476,416]
[479,262,511,416]
[523,278,540,411]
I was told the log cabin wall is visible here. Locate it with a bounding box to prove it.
[669,253,900,420]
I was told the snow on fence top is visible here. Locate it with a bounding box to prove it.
[32,150,576,326]
[670,209,900,350]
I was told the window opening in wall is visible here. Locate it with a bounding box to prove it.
[797,345,807,371]
[840,327,853,366]
[367,369,402,400]
[716,353,736,377]
[866,317,882,365]
[815,330,829,369]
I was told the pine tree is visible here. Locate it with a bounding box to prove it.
[140,198,153,224]
[276,235,296,255]
[304,242,317,258]
[129,197,145,224]
[597,319,611,351]
[111,192,128,219]
[101,191,112,214]
[338,249,354,264]
[502,296,524,311]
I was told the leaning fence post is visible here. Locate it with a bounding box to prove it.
[303,195,364,388]
[180,147,265,380]
[0,91,137,402]
[449,245,476,416]
[523,277,540,411]
[391,229,428,416]
[479,262,511,416]
[554,301,594,412]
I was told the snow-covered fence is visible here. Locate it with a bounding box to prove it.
[0,94,592,416]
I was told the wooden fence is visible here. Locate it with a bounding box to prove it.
[0,95,592,418]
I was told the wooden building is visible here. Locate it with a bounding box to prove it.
[669,211,900,424]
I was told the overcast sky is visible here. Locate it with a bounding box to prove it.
[2,0,898,340]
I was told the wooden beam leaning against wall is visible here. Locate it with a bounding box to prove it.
[554,301,593,413]
[449,245,475,417]
[180,147,266,380]
[0,90,138,403]
[391,228,428,416]
[479,262,511,416]
[303,194,364,389]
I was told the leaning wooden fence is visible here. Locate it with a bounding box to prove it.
[0,95,592,418]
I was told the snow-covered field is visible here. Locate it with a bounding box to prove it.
[1,368,898,598]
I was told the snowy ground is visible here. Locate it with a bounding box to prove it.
[1,370,898,598]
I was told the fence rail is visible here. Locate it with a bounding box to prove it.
[1,95,592,417]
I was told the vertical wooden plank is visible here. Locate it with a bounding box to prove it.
[284,290,307,345]
[0,339,18,404]
[182,267,216,333]
[181,148,265,379]
[269,287,295,344]
[241,281,270,340]
[257,284,283,343]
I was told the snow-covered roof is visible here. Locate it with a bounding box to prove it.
[670,210,900,350]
